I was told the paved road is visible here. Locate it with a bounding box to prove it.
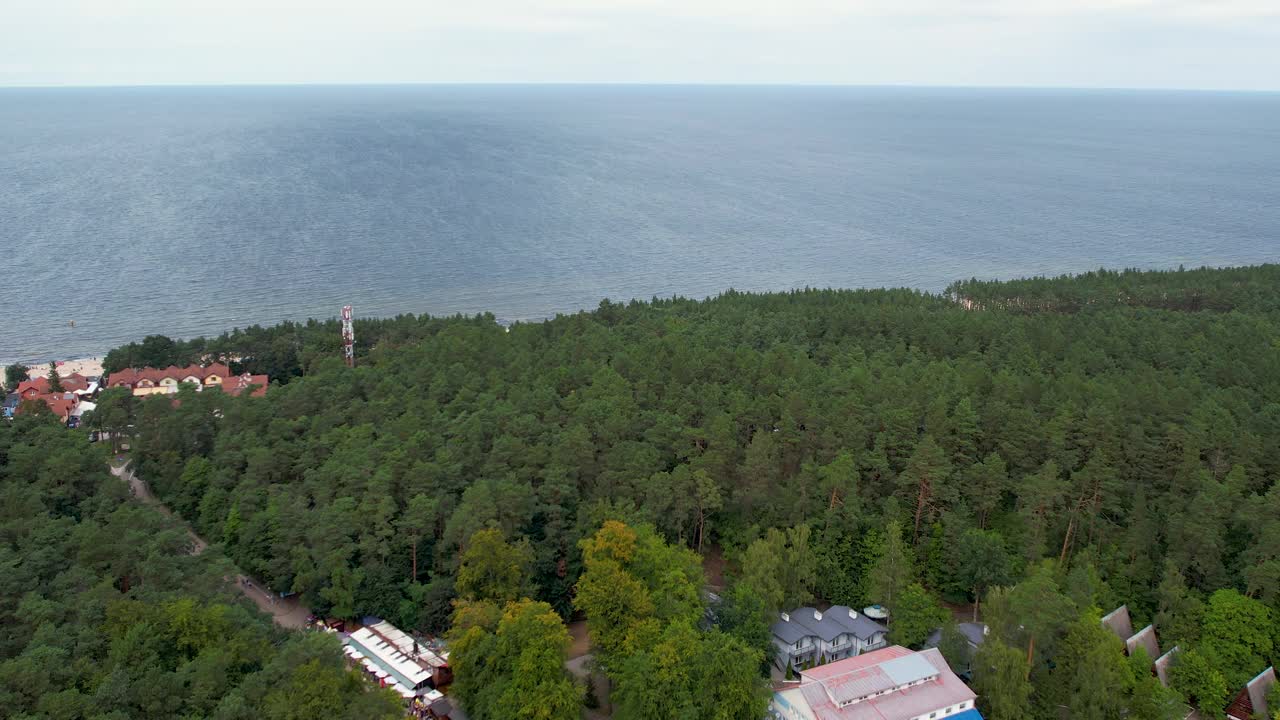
[110,461,311,629]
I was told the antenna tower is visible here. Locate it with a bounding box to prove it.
[341,305,355,367]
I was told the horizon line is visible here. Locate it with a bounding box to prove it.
[2,80,1278,94]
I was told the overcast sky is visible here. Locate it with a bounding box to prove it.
[3,0,1278,90]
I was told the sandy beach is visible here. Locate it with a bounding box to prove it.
[23,357,106,380]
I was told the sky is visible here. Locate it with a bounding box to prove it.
[3,0,1279,90]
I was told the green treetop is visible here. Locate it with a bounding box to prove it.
[867,520,915,619]
[46,361,63,393]
[4,362,29,391]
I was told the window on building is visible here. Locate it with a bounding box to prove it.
[958,703,966,710]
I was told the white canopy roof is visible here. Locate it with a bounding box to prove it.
[345,623,436,689]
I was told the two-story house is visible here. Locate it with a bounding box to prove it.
[772,606,889,671]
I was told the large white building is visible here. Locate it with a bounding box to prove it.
[770,645,981,720]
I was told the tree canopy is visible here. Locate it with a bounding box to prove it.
[97,263,1280,716]
[0,413,400,720]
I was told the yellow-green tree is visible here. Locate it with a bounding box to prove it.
[575,521,767,720]
[456,527,534,603]
[447,599,581,720]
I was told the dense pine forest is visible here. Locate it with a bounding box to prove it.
[47,264,1280,718]
[0,416,403,720]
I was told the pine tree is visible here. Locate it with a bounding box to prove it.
[896,436,953,541]
[965,452,1008,528]
[867,520,915,620]
[1016,461,1066,561]
[46,361,63,393]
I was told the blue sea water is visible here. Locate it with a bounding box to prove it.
[2,85,1278,364]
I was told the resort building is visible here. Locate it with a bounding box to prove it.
[14,392,81,422]
[922,623,987,675]
[107,363,268,397]
[773,606,889,671]
[7,372,103,424]
[16,373,93,399]
[342,620,452,699]
[1153,646,1180,687]
[1101,605,1160,660]
[1226,667,1275,720]
[770,645,981,720]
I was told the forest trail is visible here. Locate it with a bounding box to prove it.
[110,461,311,629]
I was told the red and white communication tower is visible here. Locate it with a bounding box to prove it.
[340,305,355,367]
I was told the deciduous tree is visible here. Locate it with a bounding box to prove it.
[887,583,948,648]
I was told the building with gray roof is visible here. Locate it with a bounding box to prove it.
[772,606,888,671]
[922,622,987,674]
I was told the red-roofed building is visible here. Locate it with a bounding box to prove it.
[16,373,91,399]
[15,392,80,422]
[771,645,980,720]
[105,363,260,397]
[1226,667,1275,720]
[218,373,269,398]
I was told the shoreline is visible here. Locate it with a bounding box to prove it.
[12,357,106,380]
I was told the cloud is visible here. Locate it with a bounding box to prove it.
[2,0,1278,87]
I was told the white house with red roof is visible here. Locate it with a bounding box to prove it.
[770,645,981,720]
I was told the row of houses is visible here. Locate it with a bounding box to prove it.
[1103,604,1275,720]
[4,372,101,423]
[4,364,269,425]
[106,363,268,397]
[772,606,890,671]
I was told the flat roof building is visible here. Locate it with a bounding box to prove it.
[769,645,981,720]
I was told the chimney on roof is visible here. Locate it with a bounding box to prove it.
[849,608,858,619]
[814,610,823,621]
[781,612,790,622]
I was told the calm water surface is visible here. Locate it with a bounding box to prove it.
[2,85,1278,363]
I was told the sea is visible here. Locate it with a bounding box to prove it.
[2,85,1279,365]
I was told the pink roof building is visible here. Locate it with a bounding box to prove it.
[771,645,979,720]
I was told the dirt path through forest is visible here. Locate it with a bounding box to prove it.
[110,461,311,629]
